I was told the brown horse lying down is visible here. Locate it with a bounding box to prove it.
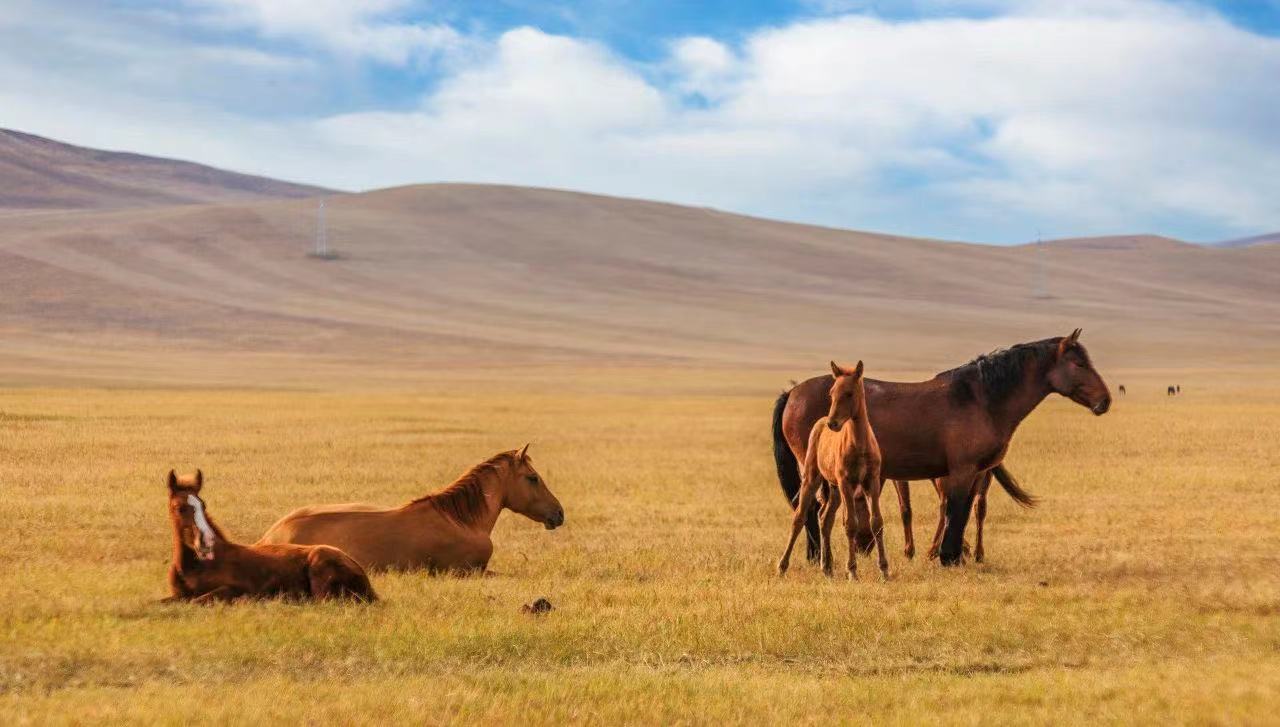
[258,446,564,573]
[163,470,376,604]
[778,361,887,580]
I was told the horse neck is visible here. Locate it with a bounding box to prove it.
[849,394,873,447]
[988,359,1053,436]
[410,466,507,534]
[472,470,508,533]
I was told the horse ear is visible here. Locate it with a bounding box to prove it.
[193,469,203,491]
[517,443,530,462]
[1070,328,1082,343]
[830,361,843,377]
[166,469,178,492]
[853,360,864,379]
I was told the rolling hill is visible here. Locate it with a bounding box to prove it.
[1215,232,1280,248]
[0,128,330,210]
[0,135,1277,386]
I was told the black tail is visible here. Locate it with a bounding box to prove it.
[991,464,1038,509]
[772,389,820,562]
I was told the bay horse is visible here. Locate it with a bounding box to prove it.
[777,361,888,580]
[163,470,376,604]
[773,330,1111,566]
[258,446,564,573]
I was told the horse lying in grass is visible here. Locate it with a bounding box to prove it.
[778,361,888,580]
[163,470,376,604]
[258,446,564,573]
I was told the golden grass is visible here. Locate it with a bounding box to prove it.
[2,369,1279,724]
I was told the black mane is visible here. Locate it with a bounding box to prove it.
[939,337,1061,406]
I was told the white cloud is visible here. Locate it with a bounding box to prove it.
[1,1,1277,242]
[187,0,464,65]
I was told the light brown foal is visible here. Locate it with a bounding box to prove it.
[778,361,887,580]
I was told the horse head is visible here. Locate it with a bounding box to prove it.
[502,445,565,530]
[1046,329,1111,415]
[166,469,218,561]
[826,360,866,431]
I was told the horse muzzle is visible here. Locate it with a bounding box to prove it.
[544,509,565,530]
[1091,396,1112,416]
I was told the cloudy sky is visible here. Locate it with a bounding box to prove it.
[2,0,1278,243]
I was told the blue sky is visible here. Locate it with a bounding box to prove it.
[3,0,1279,243]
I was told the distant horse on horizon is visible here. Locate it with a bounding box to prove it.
[1119,384,1126,396]
[258,446,564,573]
[773,329,1111,566]
[162,470,376,604]
[1168,385,1177,396]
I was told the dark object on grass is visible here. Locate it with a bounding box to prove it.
[521,597,553,615]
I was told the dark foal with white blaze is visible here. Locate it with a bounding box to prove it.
[164,470,376,604]
[778,361,888,580]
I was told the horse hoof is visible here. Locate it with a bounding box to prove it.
[904,546,915,560]
[847,572,858,582]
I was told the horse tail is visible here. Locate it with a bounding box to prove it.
[991,464,1038,509]
[774,387,823,561]
[772,389,801,507]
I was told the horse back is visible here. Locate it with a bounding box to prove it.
[786,373,952,481]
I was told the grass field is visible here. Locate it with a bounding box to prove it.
[3,369,1279,724]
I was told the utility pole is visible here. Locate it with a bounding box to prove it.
[1033,229,1049,298]
[309,198,335,259]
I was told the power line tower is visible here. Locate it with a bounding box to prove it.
[309,198,336,259]
[1033,229,1050,298]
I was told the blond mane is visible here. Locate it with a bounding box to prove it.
[410,450,520,525]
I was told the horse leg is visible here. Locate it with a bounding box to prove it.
[851,494,875,554]
[939,468,981,567]
[191,585,244,604]
[818,481,841,577]
[974,471,993,564]
[804,480,822,565]
[779,473,821,575]
[893,479,914,559]
[927,479,946,559]
[868,475,890,579]
[840,479,861,580]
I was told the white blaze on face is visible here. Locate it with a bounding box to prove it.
[187,494,217,560]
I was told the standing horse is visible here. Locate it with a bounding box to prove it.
[258,446,564,573]
[163,470,376,604]
[774,330,1111,566]
[1119,385,1126,396]
[778,361,887,580]
[1167,385,1176,396]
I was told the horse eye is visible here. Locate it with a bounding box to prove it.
[526,475,539,485]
